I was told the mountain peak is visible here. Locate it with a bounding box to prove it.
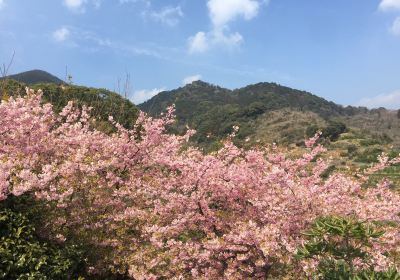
[3,69,64,85]
[183,80,220,89]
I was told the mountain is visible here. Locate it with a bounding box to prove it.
[139,80,400,150]
[139,81,350,147]
[2,70,64,85]
[140,80,352,118]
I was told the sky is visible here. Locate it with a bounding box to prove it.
[0,0,400,108]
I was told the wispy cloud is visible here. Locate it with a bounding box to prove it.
[379,0,400,11]
[120,0,150,5]
[120,1,183,26]
[378,1,400,36]
[63,0,101,12]
[188,32,209,53]
[357,90,400,109]
[108,41,163,58]
[390,16,400,35]
[63,0,86,11]
[0,0,5,10]
[53,27,71,42]
[182,74,202,85]
[51,26,165,59]
[132,87,165,104]
[188,0,266,54]
[144,6,184,26]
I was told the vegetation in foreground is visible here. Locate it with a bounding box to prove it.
[0,89,399,279]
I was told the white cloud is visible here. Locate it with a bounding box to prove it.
[146,6,183,26]
[53,27,70,42]
[188,32,209,53]
[390,16,400,35]
[63,0,86,10]
[0,0,5,10]
[188,28,243,54]
[379,0,400,11]
[208,0,260,27]
[182,74,202,85]
[63,0,101,12]
[212,29,243,46]
[357,90,400,109]
[132,87,165,104]
[188,0,266,53]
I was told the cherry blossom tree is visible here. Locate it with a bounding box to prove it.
[1,89,399,279]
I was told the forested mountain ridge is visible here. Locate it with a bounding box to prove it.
[139,80,359,119]
[139,80,400,149]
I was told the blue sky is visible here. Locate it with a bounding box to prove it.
[0,0,400,108]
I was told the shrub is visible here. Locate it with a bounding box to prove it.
[296,216,399,279]
[0,208,84,279]
[322,121,347,141]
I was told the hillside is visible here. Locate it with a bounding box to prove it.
[139,80,380,149]
[0,79,138,132]
[140,81,353,118]
[1,69,65,85]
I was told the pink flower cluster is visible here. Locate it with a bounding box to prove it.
[1,89,399,279]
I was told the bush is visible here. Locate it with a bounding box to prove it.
[322,121,347,141]
[306,124,320,138]
[355,147,384,163]
[296,216,399,279]
[347,144,358,158]
[0,209,84,280]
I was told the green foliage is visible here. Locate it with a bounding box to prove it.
[322,121,347,141]
[306,124,320,138]
[304,121,347,145]
[0,209,84,280]
[347,144,358,159]
[354,147,384,163]
[296,216,399,279]
[360,139,382,146]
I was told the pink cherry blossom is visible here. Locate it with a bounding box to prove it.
[0,89,399,278]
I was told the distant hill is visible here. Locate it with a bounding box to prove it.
[2,70,64,85]
[140,80,352,118]
[139,81,351,147]
[139,80,400,150]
